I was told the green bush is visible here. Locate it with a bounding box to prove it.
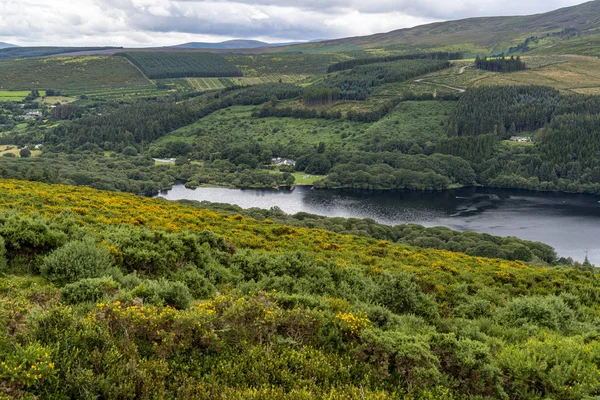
[0,236,6,271]
[0,213,67,255]
[129,279,192,309]
[498,295,577,332]
[122,146,138,156]
[172,266,216,299]
[356,329,442,389]
[375,272,439,321]
[40,240,114,285]
[60,276,121,304]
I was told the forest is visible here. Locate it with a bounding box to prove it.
[474,55,527,72]
[1,179,600,399]
[326,52,463,73]
[320,59,450,100]
[117,52,243,79]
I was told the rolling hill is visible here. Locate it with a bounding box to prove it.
[0,42,16,49]
[276,0,600,55]
[173,39,305,49]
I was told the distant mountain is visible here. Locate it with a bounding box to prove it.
[278,0,600,55]
[0,42,17,49]
[172,39,306,50]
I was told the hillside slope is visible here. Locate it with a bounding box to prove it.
[173,39,304,49]
[1,179,600,399]
[279,1,600,54]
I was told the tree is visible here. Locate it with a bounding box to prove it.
[19,148,31,158]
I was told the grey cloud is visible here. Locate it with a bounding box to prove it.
[0,0,590,47]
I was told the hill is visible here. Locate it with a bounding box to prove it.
[0,46,122,59]
[0,42,16,49]
[173,39,304,49]
[277,1,600,55]
[0,56,152,90]
[1,179,600,399]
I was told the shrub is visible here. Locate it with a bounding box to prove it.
[498,295,577,332]
[122,146,138,157]
[356,329,442,389]
[129,279,192,309]
[172,267,216,299]
[375,272,439,321]
[0,213,67,255]
[19,148,31,158]
[0,236,6,271]
[60,276,121,304]
[40,240,114,285]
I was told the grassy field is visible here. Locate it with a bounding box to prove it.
[0,144,41,157]
[185,77,226,91]
[291,172,325,185]
[421,56,600,93]
[159,75,309,92]
[0,56,153,91]
[68,86,170,100]
[154,105,371,151]
[43,95,77,104]
[0,90,46,102]
[153,98,454,158]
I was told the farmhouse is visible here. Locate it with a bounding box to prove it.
[510,136,532,143]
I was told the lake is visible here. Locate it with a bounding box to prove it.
[157,185,600,264]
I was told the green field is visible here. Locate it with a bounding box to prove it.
[0,56,152,91]
[418,56,600,94]
[158,75,309,93]
[291,172,325,185]
[152,105,370,152]
[0,144,41,157]
[0,90,46,101]
[69,86,171,100]
[227,53,352,76]
[152,99,453,157]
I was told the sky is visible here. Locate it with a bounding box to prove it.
[0,0,591,47]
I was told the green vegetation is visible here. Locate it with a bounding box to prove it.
[0,46,120,59]
[227,53,351,76]
[1,179,599,399]
[0,91,38,102]
[474,55,526,72]
[118,52,242,79]
[319,59,450,100]
[0,56,151,90]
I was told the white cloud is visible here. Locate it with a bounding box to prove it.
[0,0,590,47]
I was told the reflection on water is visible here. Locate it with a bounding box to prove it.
[157,185,600,264]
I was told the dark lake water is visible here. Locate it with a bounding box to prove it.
[157,185,600,264]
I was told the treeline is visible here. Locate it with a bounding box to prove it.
[182,201,557,263]
[302,86,341,107]
[0,150,294,194]
[45,83,302,150]
[447,85,559,137]
[117,52,243,79]
[327,52,463,73]
[474,55,526,72]
[321,60,450,100]
[312,152,476,190]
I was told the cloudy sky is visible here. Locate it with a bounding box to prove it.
[0,0,590,47]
